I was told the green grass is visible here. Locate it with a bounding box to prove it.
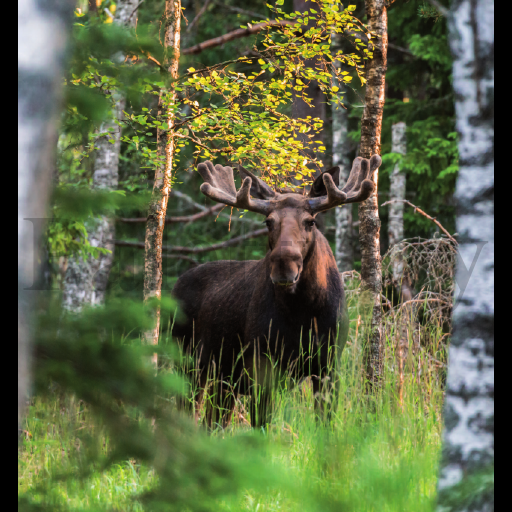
[19,286,447,511]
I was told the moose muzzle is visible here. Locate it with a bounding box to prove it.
[269,242,303,287]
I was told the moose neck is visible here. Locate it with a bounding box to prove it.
[270,228,335,309]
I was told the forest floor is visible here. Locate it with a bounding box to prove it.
[19,284,447,511]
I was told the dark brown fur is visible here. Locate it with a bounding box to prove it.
[172,185,349,429]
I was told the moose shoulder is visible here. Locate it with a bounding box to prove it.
[172,155,382,429]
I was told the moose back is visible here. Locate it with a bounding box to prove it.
[172,155,381,428]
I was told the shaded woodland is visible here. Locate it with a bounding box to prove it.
[18,1,493,511]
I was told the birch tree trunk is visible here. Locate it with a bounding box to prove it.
[438,1,494,509]
[332,92,353,272]
[18,0,74,427]
[358,0,387,387]
[142,0,181,351]
[62,0,138,312]
[388,121,412,301]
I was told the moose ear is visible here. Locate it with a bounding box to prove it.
[309,167,341,198]
[237,164,277,200]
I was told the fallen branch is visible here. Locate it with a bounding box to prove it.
[182,19,293,55]
[113,227,267,254]
[381,199,457,244]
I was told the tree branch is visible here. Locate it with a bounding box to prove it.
[118,204,224,224]
[388,42,414,56]
[186,0,213,33]
[220,5,267,19]
[113,228,267,254]
[182,19,293,55]
[162,254,199,266]
[381,199,457,244]
[127,0,145,22]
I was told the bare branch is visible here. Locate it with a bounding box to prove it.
[182,19,293,55]
[381,199,457,244]
[220,5,267,19]
[186,0,213,33]
[162,254,199,266]
[388,42,414,57]
[127,0,145,22]
[118,204,223,224]
[113,228,267,254]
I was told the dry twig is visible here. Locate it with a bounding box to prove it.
[381,199,457,244]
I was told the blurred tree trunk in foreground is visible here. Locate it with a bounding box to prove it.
[18,0,74,428]
[142,0,181,353]
[359,0,387,388]
[438,0,494,510]
[62,0,138,312]
[388,121,413,302]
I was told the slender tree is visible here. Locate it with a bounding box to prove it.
[62,0,139,312]
[388,121,413,301]
[18,0,74,427]
[358,0,388,386]
[438,0,494,509]
[332,93,354,271]
[142,0,181,351]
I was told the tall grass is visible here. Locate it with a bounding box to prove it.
[19,281,447,511]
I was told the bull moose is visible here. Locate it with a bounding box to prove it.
[172,154,382,429]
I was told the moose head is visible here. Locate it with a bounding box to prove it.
[197,155,381,289]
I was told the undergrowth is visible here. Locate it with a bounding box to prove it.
[19,281,447,511]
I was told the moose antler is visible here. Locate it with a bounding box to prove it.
[308,155,382,214]
[198,161,272,215]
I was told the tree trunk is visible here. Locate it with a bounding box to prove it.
[332,68,353,272]
[438,1,494,509]
[292,0,326,177]
[358,0,387,387]
[142,0,181,352]
[18,0,74,428]
[388,121,413,301]
[62,0,138,312]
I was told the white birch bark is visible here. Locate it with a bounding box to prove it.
[388,122,412,301]
[18,0,74,427]
[62,0,138,312]
[438,1,494,510]
[333,104,353,273]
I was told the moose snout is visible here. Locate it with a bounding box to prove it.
[270,244,303,287]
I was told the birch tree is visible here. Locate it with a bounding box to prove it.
[142,0,181,350]
[438,0,494,509]
[18,0,74,426]
[62,0,138,312]
[388,121,413,301]
[358,0,387,386]
[332,93,354,272]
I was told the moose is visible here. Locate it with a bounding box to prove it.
[172,154,382,429]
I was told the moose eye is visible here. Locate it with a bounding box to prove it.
[305,219,316,229]
[265,219,273,229]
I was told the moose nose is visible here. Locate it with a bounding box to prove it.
[270,243,302,287]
